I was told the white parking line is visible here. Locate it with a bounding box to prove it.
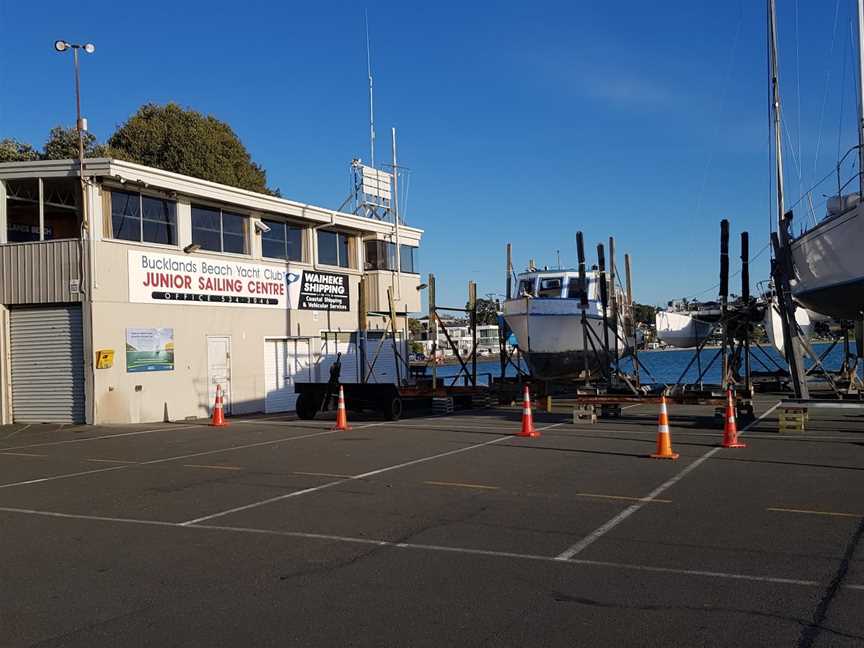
[0,424,201,452]
[0,503,861,592]
[0,429,338,490]
[179,434,513,526]
[179,424,564,527]
[554,402,782,561]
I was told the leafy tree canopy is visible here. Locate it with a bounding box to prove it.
[3,103,278,195]
[631,302,656,326]
[0,138,40,163]
[467,298,500,325]
[107,103,276,195]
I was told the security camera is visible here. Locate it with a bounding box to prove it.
[254,220,271,234]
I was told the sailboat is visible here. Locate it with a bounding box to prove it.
[775,0,864,321]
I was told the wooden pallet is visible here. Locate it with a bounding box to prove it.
[572,405,597,424]
[779,407,807,433]
[432,397,454,415]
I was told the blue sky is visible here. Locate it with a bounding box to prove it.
[1,0,861,308]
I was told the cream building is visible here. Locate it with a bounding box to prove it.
[0,159,422,424]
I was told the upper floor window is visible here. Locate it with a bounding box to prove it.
[400,245,418,274]
[318,229,354,268]
[364,240,396,270]
[191,205,247,254]
[3,177,82,243]
[111,190,176,245]
[261,218,304,261]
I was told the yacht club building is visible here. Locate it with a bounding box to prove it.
[0,158,422,424]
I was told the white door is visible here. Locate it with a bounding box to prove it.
[264,338,312,413]
[207,336,232,415]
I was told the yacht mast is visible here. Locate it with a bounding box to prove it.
[769,0,785,226]
[857,0,864,196]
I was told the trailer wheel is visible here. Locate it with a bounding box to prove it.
[295,393,316,420]
[383,396,403,421]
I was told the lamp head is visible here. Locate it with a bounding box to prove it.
[83,43,96,54]
[54,40,69,52]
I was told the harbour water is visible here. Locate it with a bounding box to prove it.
[431,343,861,386]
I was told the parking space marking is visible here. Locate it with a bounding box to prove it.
[0,452,48,458]
[87,458,140,464]
[140,429,338,465]
[424,480,500,491]
[1,424,201,452]
[0,465,127,489]
[2,424,31,440]
[0,429,340,490]
[179,425,564,526]
[768,507,863,519]
[2,504,862,592]
[294,471,354,479]
[574,492,671,504]
[554,402,781,561]
[183,464,244,471]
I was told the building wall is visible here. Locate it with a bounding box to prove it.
[1,160,422,425]
[90,239,366,423]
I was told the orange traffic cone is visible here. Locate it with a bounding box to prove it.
[209,384,229,427]
[518,385,540,438]
[332,385,351,431]
[722,389,746,448]
[650,395,678,459]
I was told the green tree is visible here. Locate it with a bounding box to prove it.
[107,103,274,194]
[631,302,656,326]
[42,126,106,160]
[467,298,500,325]
[0,138,40,162]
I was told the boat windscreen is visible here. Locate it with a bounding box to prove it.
[517,278,536,296]
[537,277,563,297]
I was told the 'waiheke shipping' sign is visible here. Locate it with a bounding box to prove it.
[298,271,350,311]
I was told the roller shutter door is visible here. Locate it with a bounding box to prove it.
[10,305,85,423]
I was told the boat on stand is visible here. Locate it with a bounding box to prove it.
[654,300,721,349]
[502,234,633,380]
[771,0,864,324]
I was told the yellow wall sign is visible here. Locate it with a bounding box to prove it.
[95,349,115,369]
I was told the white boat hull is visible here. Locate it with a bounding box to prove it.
[503,298,625,379]
[655,311,713,348]
[763,301,812,354]
[790,205,864,319]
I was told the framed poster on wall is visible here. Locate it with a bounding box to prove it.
[126,328,175,372]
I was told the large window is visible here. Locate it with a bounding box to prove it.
[4,178,82,242]
[364,241,418,273]
[261,218,304,261]
[317,229,353,268]
[111,190,177,245]
[364,240,396,270]
[191,205,247,254]
[400,245,418,273]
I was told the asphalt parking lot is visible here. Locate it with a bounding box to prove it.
[1,397,863,647]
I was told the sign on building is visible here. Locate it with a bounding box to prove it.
[128,251,301,309]
[126,328,174,372]
[298,271,350,312]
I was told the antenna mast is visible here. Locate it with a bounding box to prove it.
[366,10,375,169]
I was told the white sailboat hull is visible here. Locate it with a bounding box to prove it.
[655,311,713,348]
[790,205,864,319]
[503,298,625,379]
[763,301,812,354]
